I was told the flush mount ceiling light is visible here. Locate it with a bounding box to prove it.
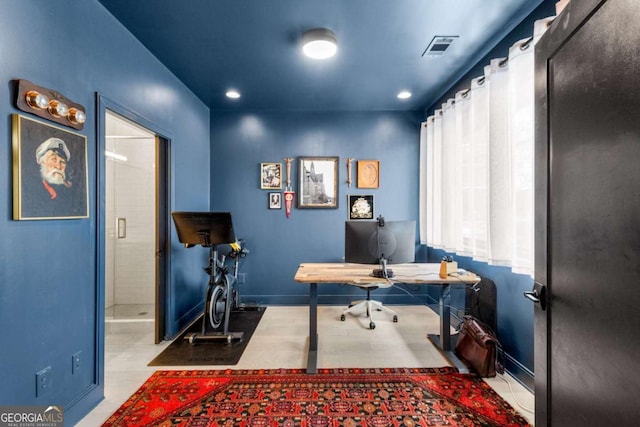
[226,89,241,99]
[302,28,337,59]
[397,91,412,99]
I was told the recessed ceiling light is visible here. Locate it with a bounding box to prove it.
[397,91,412,99]
[302,28,337,60]
[226,89,241,99]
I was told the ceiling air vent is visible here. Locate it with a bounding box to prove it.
[422,36,459,57]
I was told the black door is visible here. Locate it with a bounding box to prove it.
[534,0,640,425]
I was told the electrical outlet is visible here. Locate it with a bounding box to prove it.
[36,366,51,397]
[72,351,82,375]
[238,273,246,284]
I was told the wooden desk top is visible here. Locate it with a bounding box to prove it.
[294,262,480,285]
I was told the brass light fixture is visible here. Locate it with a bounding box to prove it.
[25,90,50,110]
[15,79,86,130]
[48,99,69,118]
[67,107,86,124]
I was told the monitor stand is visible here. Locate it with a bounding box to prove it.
[372,256,394,278]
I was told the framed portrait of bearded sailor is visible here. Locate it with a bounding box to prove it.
[12,115,88,220]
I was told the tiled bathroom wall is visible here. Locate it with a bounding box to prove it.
[105,124,156,313]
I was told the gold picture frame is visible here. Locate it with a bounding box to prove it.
[357,160,380,188]
[261,162,282,189]
[12,114,89,220]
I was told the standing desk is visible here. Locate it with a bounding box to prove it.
[294,262,480,374]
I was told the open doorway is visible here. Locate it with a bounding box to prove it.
[104,110,169,343]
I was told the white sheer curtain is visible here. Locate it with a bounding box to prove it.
[419,17,553,277]
[487,57,512,267]
[440,98,458,253]
[468,74,489,261]
[419,119,433,245]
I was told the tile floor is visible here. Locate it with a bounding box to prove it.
[105,303,154,321]
[77,305,535,426]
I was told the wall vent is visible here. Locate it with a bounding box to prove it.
[422,36,459,57]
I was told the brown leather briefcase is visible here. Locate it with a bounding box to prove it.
[454,315,503,377]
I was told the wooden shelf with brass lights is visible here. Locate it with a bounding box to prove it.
[14,79,86,130]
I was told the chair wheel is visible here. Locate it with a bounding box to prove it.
[393,315,398,323]
[340,314,345,321]
[369,322,376,329]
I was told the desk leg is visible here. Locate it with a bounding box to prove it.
[307,282,318,374]
[428,284,469,373]
[439,285,451,350]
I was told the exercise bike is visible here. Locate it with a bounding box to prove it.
[172,212,249,344]
[198,239,249,342]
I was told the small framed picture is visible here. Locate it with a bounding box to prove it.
[348,195,374,220]
[357,160,380,189]
[261,162,282,189]
[268,192,282,209]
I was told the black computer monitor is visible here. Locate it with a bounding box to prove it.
[172,211,236,247]
[345,218,416,264]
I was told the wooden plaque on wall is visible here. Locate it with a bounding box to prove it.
[356,160,379,188]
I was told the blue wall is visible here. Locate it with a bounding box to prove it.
[0,1,557,420]
[209,110,427,305]
[423,0,558,389]
[0,1,210,424]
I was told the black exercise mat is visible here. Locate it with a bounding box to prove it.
[148,307,266,366]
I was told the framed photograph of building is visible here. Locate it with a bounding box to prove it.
[348,194,374,220]
[12,114,89,220]
[268,192,282,209]
[298,156,338,208]
[260,162,282,189]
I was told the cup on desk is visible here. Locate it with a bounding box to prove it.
[446,261,458,274]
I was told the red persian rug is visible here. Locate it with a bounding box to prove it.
[102,367,530,427]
